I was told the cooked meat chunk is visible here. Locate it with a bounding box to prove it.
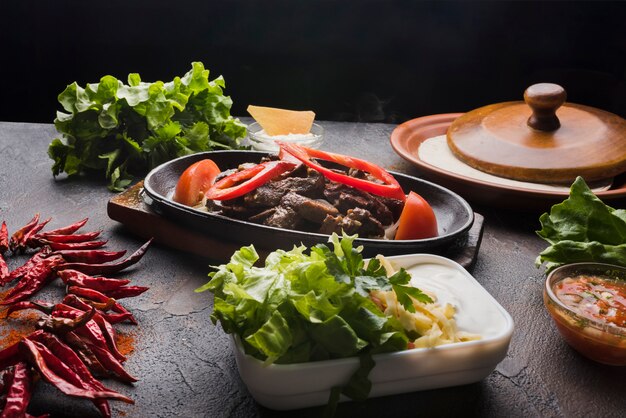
[244,169,325,207]
[264,206,302,230]
[345,208,385,237]
[219,203,262,220]
[280,192,339,223]
[318,208,384,238]
[324,182,399,226]
[206,159,404,239]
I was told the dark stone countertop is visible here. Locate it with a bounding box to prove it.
[0,120,625,417]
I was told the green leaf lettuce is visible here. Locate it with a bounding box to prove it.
[536,176,626,271]
[50,62,247,191]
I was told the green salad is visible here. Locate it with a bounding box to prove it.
[49,62,247,191]
[196,233,434,409]
[536,176,626,272]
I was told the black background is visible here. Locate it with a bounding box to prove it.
[2,0,625,124]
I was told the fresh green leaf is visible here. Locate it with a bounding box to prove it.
[50,62,247,190]
[536,177,626,271]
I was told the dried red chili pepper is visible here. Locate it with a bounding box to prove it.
[0,222,9,253]
[50,308,119,361]
[34,218,88,238]
[21,218,52,250]
[70,297,115,312]
[36,231,101,244]
[81,341,137,383]
[62,331,109,377]
[103,286,149,300]
[0,362,33,418]
[5,301,55,317]
[0,343,21,372]
[3,247,51,285]
[36,307,96,335]
[1,255,64,305]
[37,240,108,251]
[51,249,127,264]
[0,254,8,285]
[19,338,133,403]
[30,332,114,417]
[58,270,130,292]
[58,238,153,276]
[1,256,64,305]
[66,287,137,324]
[9,214,40,252]
[91,314,126,363]
[63,295,134,325]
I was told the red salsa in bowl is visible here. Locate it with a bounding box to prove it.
[544,263,626,366]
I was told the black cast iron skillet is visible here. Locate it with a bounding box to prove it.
[143,151,474,257]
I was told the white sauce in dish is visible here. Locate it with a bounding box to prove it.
[248,129,321,152]
[406,262,508,337]
[418,135,612,193]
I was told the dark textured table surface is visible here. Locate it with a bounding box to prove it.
[1,120,625,417]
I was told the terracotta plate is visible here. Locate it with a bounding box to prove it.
[142,150,474,257]
[390,114,626,211]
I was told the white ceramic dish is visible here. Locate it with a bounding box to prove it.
[246,121,324,151]
[231,253,514,410]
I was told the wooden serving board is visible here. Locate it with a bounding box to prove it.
[107,182,485,269]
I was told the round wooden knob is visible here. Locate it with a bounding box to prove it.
[524,83,567,132]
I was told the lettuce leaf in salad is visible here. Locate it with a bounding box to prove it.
[536,176,626,272]
[49,62,247,191]
[196,233,424,405]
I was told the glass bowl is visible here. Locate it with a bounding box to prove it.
[246,122,324,152]
[544,262,626,366]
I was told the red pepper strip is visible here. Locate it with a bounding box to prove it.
[62,331,110,378]
[0,253,8,285]
[38,240,108,251]
[3,248,52,285]
[0,361,33,418]
[66,287,137,325]
[9,214,40,252]
[91,314,126,363]
[35,218,88,237]
[37,307,96,335]
[205,160,297,201]
[30,333,115,417]
[58,269,131,292]
[50,249,127,264]
[277,141,407,201]
[19,339,133,403]
[58,238,153,276]
[0,221,9,253]
[1,255,64,305]
[81,341,137,383]
[5,300,55,317]
[103,286,149,300]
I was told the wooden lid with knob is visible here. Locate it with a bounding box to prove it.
[446,83,626,184]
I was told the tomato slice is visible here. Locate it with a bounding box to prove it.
[172,159,221,206]
[277,142,406,201]
[394,191,438,240]
[205,160,297,201]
